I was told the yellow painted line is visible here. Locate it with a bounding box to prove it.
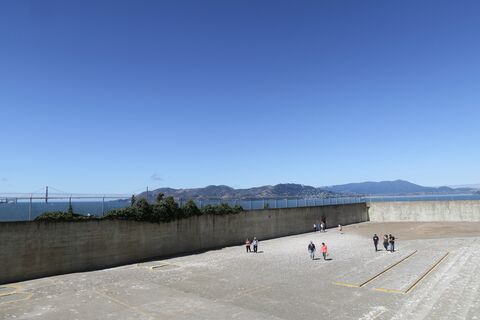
[333,251,417,290]
[0,285,33,304]
[333,282,360,288]
[0,285,19,297]
[404,252,449,294]
[357,250,418,287]
[0,292,33,304]
[374,252,449,295]
[94,290,158,320]
[373,287,406,295]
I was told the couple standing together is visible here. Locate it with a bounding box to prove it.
[308,241,328,260]
[313,221,326,232]
[245,237,259,253]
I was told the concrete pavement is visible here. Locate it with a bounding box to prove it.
[1,222,480,320]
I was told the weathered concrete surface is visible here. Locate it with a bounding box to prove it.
[2,222,480,320]
[368,250,448,293]
[368,200,480,222]
[334,249,416,287]
[0,203,367,284]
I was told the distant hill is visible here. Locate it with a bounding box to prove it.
[322,179,459,195]
[138,183,338,200]
[137,180,476,200]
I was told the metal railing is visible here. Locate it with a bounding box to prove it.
[0,195,366,222]
[0,194,131,222]
[1,193,480,222]
[188,196,366,210]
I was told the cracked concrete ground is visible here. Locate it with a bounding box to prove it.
[2,221,480,320]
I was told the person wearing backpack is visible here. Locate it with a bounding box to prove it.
[308,241,316,260]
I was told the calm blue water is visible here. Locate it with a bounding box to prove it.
[366,194,480,202]
[1,194,480,222]
[0,200,129,222]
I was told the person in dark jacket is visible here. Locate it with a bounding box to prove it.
[308,241,316,260]
[373,234,379,251]
[389,234,395,252]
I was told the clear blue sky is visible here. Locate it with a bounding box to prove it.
[1,0,479,193]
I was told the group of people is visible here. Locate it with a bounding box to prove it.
[372,233,396,252]
[245,237,259,253]
[313,222,343,234]
[246,226,395,261]
[313,221,327,232]
[307,241,328,260]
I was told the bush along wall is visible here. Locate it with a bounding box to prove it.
[35,196,243,223]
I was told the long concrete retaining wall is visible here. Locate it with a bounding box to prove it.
[0,203,367,284]
[368,200,480,222]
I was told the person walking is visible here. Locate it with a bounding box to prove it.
[308,241,316,260]
[373,234,379,251]
[253,237,258,253]
[389,234,395,252]
[245,238,251,253]
[338,224,343,234]
[321,242,328,260]
[383,234,389,251]
[313,223,317,233]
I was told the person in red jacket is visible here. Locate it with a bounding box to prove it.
[321,242,328,260]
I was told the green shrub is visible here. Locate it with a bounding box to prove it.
[200,203,243,216]
[37,199,243,223]
[103,206,137,220]
[182,200,202,217]
[200,204,216,215]
[35,211,97,221]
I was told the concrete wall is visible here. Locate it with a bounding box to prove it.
[0,203,367,284]
[368,200,480,222]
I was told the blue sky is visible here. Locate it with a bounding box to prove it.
[1,0,479,193]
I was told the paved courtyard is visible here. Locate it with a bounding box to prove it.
[2,222,480,320]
